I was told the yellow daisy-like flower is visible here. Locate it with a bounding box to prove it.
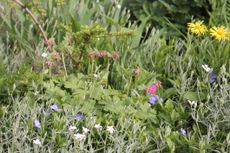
[187,20,207,36]
[210,26,230,41]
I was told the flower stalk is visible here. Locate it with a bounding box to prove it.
[13,0,49,46]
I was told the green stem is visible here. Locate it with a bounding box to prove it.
[61,51,68,77]
[13,0,49,45]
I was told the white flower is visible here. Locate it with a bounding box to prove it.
[82,127,90,133]
[117,4,121,9]
[188,100,197,109]
[41,52,48,58]
[202,64,211,73]
[93,74,100,78]
[68,125,77,131]
[33,138,42,146]
[94,124,102,129]
[106,126,115,134]
[90,116,96,120]
[74,133,86,141]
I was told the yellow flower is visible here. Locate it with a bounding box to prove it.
[187,20,207,36]
[210,26,230,41]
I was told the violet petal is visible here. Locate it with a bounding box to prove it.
[180,128,186,136]
[50,103,62,112]
[209,71,217,84]
[149,96,159,105]
[76,112,84,121]
[34,119,41,129]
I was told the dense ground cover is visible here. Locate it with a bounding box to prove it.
[1,0,230,152]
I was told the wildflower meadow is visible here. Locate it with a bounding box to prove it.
[1,0,230,152]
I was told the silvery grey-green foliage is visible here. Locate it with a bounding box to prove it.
[1,0,230,152]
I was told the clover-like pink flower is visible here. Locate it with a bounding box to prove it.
[146,81,161,95]
[112,52,120,60]
[88,52,96,59]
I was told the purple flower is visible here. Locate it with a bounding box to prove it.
[76,112,84,121]
[50,103,62,112]
[180,128,186,136]
[209,71,217,84]
[149,96,159,105]
[34,119,41,129]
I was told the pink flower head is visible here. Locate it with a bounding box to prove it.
[45,39,54,47]
[134,68,141,76]
[146,84,157,95]
[146,81,161,95]
[156,81,161,88]
[96,50,108,58]
[99,50,108,57]
[46,60,54,67]
[113,52,120,60]
[88,52,96,59]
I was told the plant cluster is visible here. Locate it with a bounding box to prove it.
[0,0,230,152]
[123,0,211,37]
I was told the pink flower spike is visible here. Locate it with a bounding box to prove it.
[46,61,54,67]
[149,84,157,95]
[99,50,108,57]
[146,81,161,95]
[156,81,161,88]
[45,39,54,47]
[145,85,157,95]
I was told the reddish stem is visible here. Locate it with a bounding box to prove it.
[13,0,49,46]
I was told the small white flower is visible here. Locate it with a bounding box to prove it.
[33,138,42,146]
[188,100,197,109]
[117,4,121,9]
[106,126,115,134]
[93,74,100,78]
[68,125,77,131]
[82,127,90,133]
[202,64,211,73]
[41,52,48,58]
[94,124,102,129]
[74,133,86,141]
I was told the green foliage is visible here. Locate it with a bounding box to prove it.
[209,0,230,26]
[0,0,230,152]
[123,0,211,37]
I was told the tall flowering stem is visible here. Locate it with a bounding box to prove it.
[61,51,68,77]
[13,0,50,46]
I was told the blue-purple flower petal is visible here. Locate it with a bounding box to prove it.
[50,103,62,112]
[180,128,186,136]
[209,71,217,84]
[149,96,159,105]
[76,112,84,121]
[34,119,41,129]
